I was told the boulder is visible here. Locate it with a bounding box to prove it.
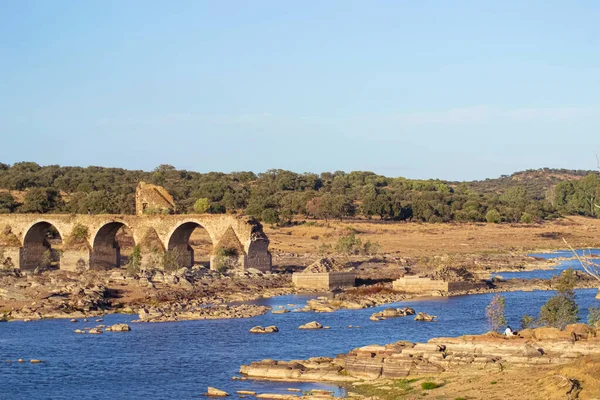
[250,325,279,334]
[414,312,437,322]
[522,344,543,357]
[88,327,103,334]
[565,323,596,340]
[298,321,323,330]
[206,386,229,397]
[106,323,131,332]
[518,329,535,339]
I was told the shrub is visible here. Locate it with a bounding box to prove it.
[193,198,210,214]
[261,208,280,224]
[588,306,600,328]
[421,381,440,390]
[362,240,381,255]
[520,212,535,224]
[213,247,239,273]
[64,224,89,250]
[162,247,183,272]
[485,294,507,332]
[521,314,536,330]
[485,209,501,223]
[126,245,142,276]
[539,268,579,329]
[317,243,332,256]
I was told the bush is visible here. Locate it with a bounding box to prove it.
[521,314,536,330]
[261,208,280,224]
[421,381,440,390]
[335,229,380,255]
[485,209,501,223]
[520,212,534,224]
[126,245,142,276]
[213,247,239,273]
[485,294,507,332]
[162,248,183,272]
[539,268,579,329]
[588,306,600,328]
[193,198,210,214]
[336,230,362,255]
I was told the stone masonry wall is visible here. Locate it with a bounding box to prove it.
[392,276,485,293]
[292,272,356,290]
[0,214,271,272]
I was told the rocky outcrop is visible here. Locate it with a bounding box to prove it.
[135,304,269,322]
[240,327,600,382]
[302,258,349,273]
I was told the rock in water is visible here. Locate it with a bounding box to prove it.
[106,323,131,332]
[206,386,229,397]
[298,321,323,330]
[414,312,437,322]
[250,325,279,333]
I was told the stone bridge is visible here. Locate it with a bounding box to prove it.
[0,214,271,272]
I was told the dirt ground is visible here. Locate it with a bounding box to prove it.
[264,216,600,258]
[349,355,600,400]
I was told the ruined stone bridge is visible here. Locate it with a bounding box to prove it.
[0,214,271,272]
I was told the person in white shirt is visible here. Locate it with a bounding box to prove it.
[504,325,515,337]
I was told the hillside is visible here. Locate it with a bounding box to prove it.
[462,168,597,199]
[0,162,598,224]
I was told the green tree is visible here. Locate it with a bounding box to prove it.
[539,268,579,329]
[20,187,63,213]
[0,192,17,213]
[485,209,502,223]
[193,198,210,214]
[261,208,279,224]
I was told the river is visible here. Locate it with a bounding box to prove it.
[2,252,600,400]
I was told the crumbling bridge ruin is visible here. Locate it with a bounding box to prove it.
[0,214,271,272]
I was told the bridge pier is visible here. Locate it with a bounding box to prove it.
[0,246,20,269]
[61,248,92,272]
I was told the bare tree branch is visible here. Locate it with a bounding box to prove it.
[563,238,600,282]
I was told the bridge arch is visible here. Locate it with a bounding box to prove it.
[91,220,133,270]
[21,220,64,270]
[166,220,215,268]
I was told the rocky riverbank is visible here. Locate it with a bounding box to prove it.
[240,326,600,399]
[0,266,293,321]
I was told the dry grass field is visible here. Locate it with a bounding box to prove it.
[264,216,600,258]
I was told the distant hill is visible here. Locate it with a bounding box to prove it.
[461,168,598,200]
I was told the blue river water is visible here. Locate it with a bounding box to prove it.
[492,249,600,280]
[2,253,600,400]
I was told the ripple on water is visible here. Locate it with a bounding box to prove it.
[2,257,600,399]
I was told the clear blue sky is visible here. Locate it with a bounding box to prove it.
[1,1,599,180]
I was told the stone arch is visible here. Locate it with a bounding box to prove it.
[20,221,63,270]
[91,220,132,269]
[166,221,214,268]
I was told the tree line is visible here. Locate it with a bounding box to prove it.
[0,162,598,224]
